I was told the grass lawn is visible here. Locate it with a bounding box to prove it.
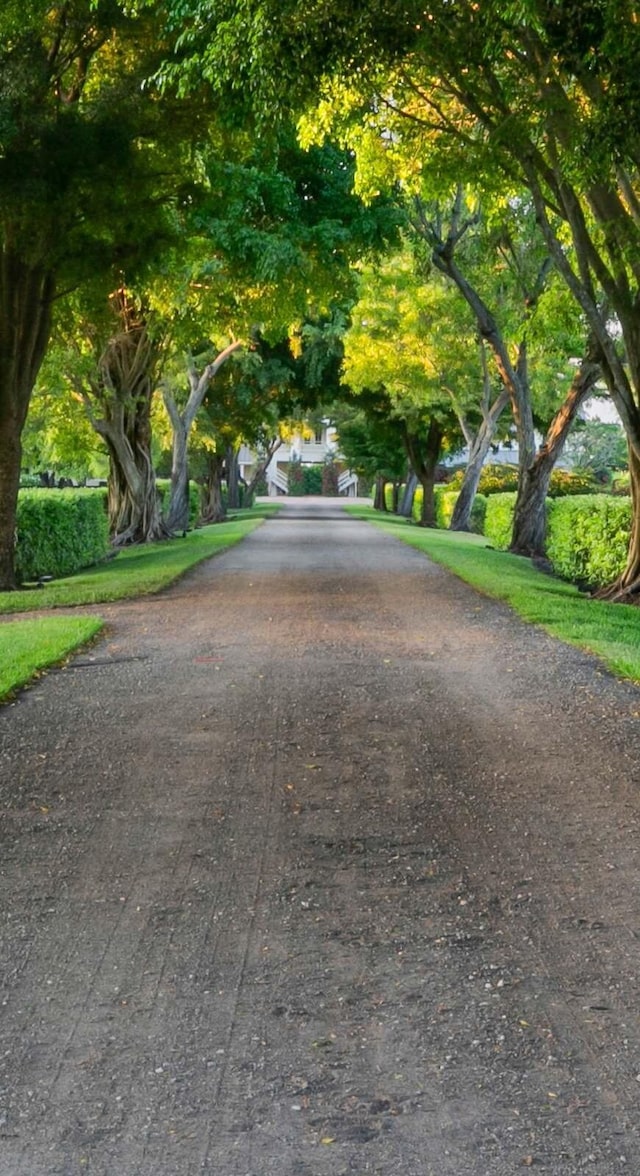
[347,505,640,683]
[0,504,278,700]
[0,616,104,700]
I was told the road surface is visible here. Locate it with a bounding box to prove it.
[1,498,640,1174]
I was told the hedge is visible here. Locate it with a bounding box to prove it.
[434,488,488,533]
[16,489,110,582]
[447,462,599,497]
[546,496,631,588]
[482,492,517,550]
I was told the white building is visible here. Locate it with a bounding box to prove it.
[238,422,359,496]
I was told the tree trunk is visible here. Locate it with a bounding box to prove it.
[373,475,388,511]
[450,389,510,531]
[165,410,190,532]
[510,349,601,557]
[404,420,444,527]
[391,481,400,513]
[200,451,227,524]
[398,471,418,518]
[596,445,640,601]
[86,295,169,545]
[164,341,243,531]
[226,445,241,508]
[244,437,283,505]
[0,253,54,588]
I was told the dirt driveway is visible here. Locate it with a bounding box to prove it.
[2,498,640,1175]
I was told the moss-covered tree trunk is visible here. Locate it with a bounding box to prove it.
[0,253,54,589]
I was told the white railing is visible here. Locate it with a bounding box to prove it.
[338,471,359,496]
[268,467,289,495]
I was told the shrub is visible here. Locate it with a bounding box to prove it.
[449,463,519,496]
[448,462,599,498]
[484,492,517,550]
[547,467,600,496]
[303,464,323,495]
[434,488,488,533]
[16,489,110,582]
[546,496,631,588]
[611,471,631,496]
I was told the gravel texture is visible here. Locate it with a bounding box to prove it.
[1,498,640,1174]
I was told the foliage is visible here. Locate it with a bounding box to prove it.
[564,420,629,481]
[15,489,109,583]
[546,497,632,590]
[449,463,520,496]
[449,462,600,498]
[483,492,517,551]
[547,467,601,497]
[0,616,103,702]
[434,488,487,534]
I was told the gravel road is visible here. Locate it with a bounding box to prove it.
[2,498,640,1175]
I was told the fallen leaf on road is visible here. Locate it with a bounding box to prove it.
[320,1137,336,1145]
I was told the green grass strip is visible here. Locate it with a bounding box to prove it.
[0,506,277,615]
[0,616,104,699]
[347,505,640,683]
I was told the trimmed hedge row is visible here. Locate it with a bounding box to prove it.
[16,489,110,582]
[484,491,632,587]
[380,480,633,589]
[546,496,632,587]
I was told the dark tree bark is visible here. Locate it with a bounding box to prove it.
[404,420,444,526]
[373,475,388,511]
[0,252,54,588]
[226,445,241,508]
[398,471,418,518]
[200,451,227,524]
[83,292,168,546]
[510,343,601,557]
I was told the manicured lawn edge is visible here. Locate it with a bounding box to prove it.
[346,505,640,683]
[0,616,104,701]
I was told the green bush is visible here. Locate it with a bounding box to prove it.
[303,464,324,495]
[546,496,631,588]
[484,492,517,550]
[449,463,519,496]
[611,471,631,496]
[434,488,488,533]
[547,467,600,496]
[16,489,110,582]
[448,462,599,498]
[156,479,200,526]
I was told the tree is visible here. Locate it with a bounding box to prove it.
[0,0,204,584]
[179,0,640,594]
[343,249,464,523]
